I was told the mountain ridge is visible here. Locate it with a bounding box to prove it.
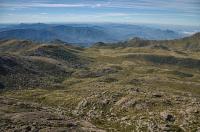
[94,32,200,51]
[0,23,184,46]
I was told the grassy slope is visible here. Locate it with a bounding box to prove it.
[0,35,200,131]
[0,40,90,89]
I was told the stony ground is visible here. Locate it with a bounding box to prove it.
[0,96,105,132]
[0,38,200,131]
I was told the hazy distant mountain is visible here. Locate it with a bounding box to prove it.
[101,24,182,40]
[0,29,57,42]
[0,24,114,45]
[0,23,51,31]
[0,23,184,46]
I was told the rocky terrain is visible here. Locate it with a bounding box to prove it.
[0,33,200,131]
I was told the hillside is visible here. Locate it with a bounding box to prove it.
[94,32,200,51]
[0,40,90,89]
[0,34,200,131]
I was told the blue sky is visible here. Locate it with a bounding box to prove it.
[0,0,199,26]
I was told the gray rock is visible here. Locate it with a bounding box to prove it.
[160,112,175,122]
[76,99,88,110]
[152,93,162,98]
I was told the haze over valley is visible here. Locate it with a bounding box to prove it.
[0,23,198,46]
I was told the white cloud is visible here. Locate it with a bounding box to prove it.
[40,13,48,15]
[0,0,199,25]
[0,3,102,8]
[99,13,130,17]
[0,0,199,14]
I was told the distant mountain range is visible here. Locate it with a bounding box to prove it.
[0,23,188,46]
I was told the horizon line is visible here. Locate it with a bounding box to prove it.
[0,22,200,27]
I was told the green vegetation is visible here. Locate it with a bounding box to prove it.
[0,33,200,131]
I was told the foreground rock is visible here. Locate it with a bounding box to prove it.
[0,96,105,132]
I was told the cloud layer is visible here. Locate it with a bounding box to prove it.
[0,0,199,25]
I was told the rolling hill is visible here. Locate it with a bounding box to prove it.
[0,33,200,131]
[0,40,90,89]
[95,32,200,51]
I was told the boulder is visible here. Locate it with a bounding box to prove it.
[160,112,175,122]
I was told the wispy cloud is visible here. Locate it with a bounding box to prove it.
[0,0,199,25]
[40,12,48,15]
[0,1,199,13]
[0,0,199,15]
[0,3,103,8]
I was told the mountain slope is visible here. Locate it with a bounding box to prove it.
[0,39,36,53]
[0,40,90,89]
[94,32,200,51]
[0,24,114,44]
[166,32,200,50]
[0,29,57,42]
[0,34,200,131]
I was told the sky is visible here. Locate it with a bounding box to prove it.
[0,0,200,26]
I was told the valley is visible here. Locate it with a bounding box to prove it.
[0,33,200,131]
